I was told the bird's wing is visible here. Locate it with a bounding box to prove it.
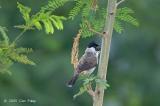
[76,54,97,73]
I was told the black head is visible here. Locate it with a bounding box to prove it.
[87,41,101,51]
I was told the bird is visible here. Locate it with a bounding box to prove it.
[67,41,101,87]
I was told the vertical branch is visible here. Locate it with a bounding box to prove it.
[93,0,117,106]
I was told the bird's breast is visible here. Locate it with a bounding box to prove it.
[81,67,96,75]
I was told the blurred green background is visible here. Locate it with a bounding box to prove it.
[0,0,160,106]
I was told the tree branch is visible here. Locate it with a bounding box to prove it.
[116,0,125,7]
[85,20,104,36]
[86,83,95,101]
[93,0,118,106]
[12,28,27,44]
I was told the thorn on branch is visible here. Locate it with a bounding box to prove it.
[116,0,125,7]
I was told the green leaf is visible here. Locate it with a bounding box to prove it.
[9,53,35,65]
[114,20,124,33]
[48,20,54,34]
[0,31,35,73]
[73,86,87,99]
[117,14,139,26]
[34,21,42,30]
[117,7,134,14]
[15,48,33,54]
[69,0,84,20]
[50,15,66,30]
[95,79,110,89]
[116,7,139,27]
[17,1,66,35]
[50,17,61,30]
[42,20,51,34]
[73,75,96,98]
[80,21,93,38]
[81,3,90,17]
[41,0,69,12]
[0,26,9,45]
[17,2,31,23]
[83,75,96,85]
[52,15,65,30]
[58,16,67,20]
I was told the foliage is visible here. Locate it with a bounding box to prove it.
[16,1,67,34]
[68,0,139,37]
[0,26,35,74]
[73,75,95,99]
[0,0,69,74]
[114,7,139,33]
[68,0,84,20]
[41,0,69,12]
[69,0,105,37]
[73,75,110,99]
[69,1,139,99]
[95,78,110,89]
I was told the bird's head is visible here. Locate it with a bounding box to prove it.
[87,41,101,52]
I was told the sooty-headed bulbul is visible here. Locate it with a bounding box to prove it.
[67,42,101,87]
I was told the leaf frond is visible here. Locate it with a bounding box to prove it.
[17,2,67,35]
[41,0,69,12]
[0,25,35,73]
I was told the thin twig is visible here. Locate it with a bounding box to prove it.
[116,0,125,7]
[86,83,95,101]
[85,20,104,36]
[91,0,98,11]
[12,28,27,44]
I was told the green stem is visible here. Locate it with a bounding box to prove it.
[0,26,9,45]
[12,28,27,44]
[93,0,117,106]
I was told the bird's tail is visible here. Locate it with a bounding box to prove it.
[67,73,79,87]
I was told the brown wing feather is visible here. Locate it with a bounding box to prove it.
[76,52,97,73]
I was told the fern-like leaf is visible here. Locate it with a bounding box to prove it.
[74,75,95,99]
[114,20,124,33]
[95,79,110,89]
[9,53,35,65]
[0,26,35,73]
[69,0,84,20]
[74,75,109,98]
[73,86,87,99]
[81,0,93,18]
[17,2,67,34]
[116,7,139,27]
[117,14,139,26]
[41,0,69,12]
[80,21,93,38]
[117,7,134,14]
[113,7,139,33]
[15,48,33,54]
[17,2,31,24]
[0,26,9,45]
